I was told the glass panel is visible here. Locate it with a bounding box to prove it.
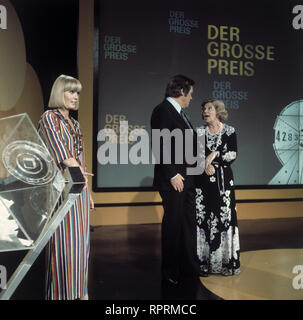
[0,114,65,252]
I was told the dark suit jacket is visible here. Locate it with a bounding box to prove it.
[150,99,197,190]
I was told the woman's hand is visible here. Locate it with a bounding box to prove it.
[82,170,94,183]
[62,159,94,190]
[205,164,215,176]
[77,164,93,183]
[89,193,95,211]
[205,151,217,169]
[80,169,94,191]
[205,152,216,176]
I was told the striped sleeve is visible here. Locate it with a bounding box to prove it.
[39,111,73,166]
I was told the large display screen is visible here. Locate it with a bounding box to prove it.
[93,0,303,190]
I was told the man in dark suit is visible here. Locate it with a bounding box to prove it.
[151,75,200,285]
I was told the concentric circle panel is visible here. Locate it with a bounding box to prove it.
[2,140,56,185]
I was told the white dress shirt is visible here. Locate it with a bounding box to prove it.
[166,97,182,181]
[166,97,182,114]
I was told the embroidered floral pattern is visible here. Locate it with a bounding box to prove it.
[225,125,235,136]
[195,188,206,224]
[222,151,237,162]
[206,129,222,151]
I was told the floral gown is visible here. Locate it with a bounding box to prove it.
[195,124,240,276]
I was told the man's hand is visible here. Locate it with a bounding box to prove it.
[170,174,185,192]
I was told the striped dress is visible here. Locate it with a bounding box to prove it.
[38,109,90,300]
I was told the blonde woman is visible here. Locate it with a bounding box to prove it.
[38,75,93,300]
[195,99,240,277]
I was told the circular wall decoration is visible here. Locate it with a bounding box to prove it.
[2,140,56,185]
[0,0,26,111]
[270,100,303,184]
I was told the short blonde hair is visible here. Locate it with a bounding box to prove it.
[201,99,228,122]
[48,74,82,110]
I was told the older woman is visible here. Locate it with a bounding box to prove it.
[195,99,240,277]
[38,75,93,300]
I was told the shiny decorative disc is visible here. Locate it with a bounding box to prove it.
[2,140,56,185]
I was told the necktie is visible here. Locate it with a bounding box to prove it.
[180,109,192,129]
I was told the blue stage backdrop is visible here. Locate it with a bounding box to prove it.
[93,0,303,191]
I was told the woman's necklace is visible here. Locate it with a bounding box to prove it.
[206,122,223,151]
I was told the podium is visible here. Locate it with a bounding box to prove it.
[0,114,85,299]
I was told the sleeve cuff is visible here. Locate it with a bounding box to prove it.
[170,174,178,181]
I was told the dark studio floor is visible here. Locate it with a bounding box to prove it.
[1,217,303,300]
